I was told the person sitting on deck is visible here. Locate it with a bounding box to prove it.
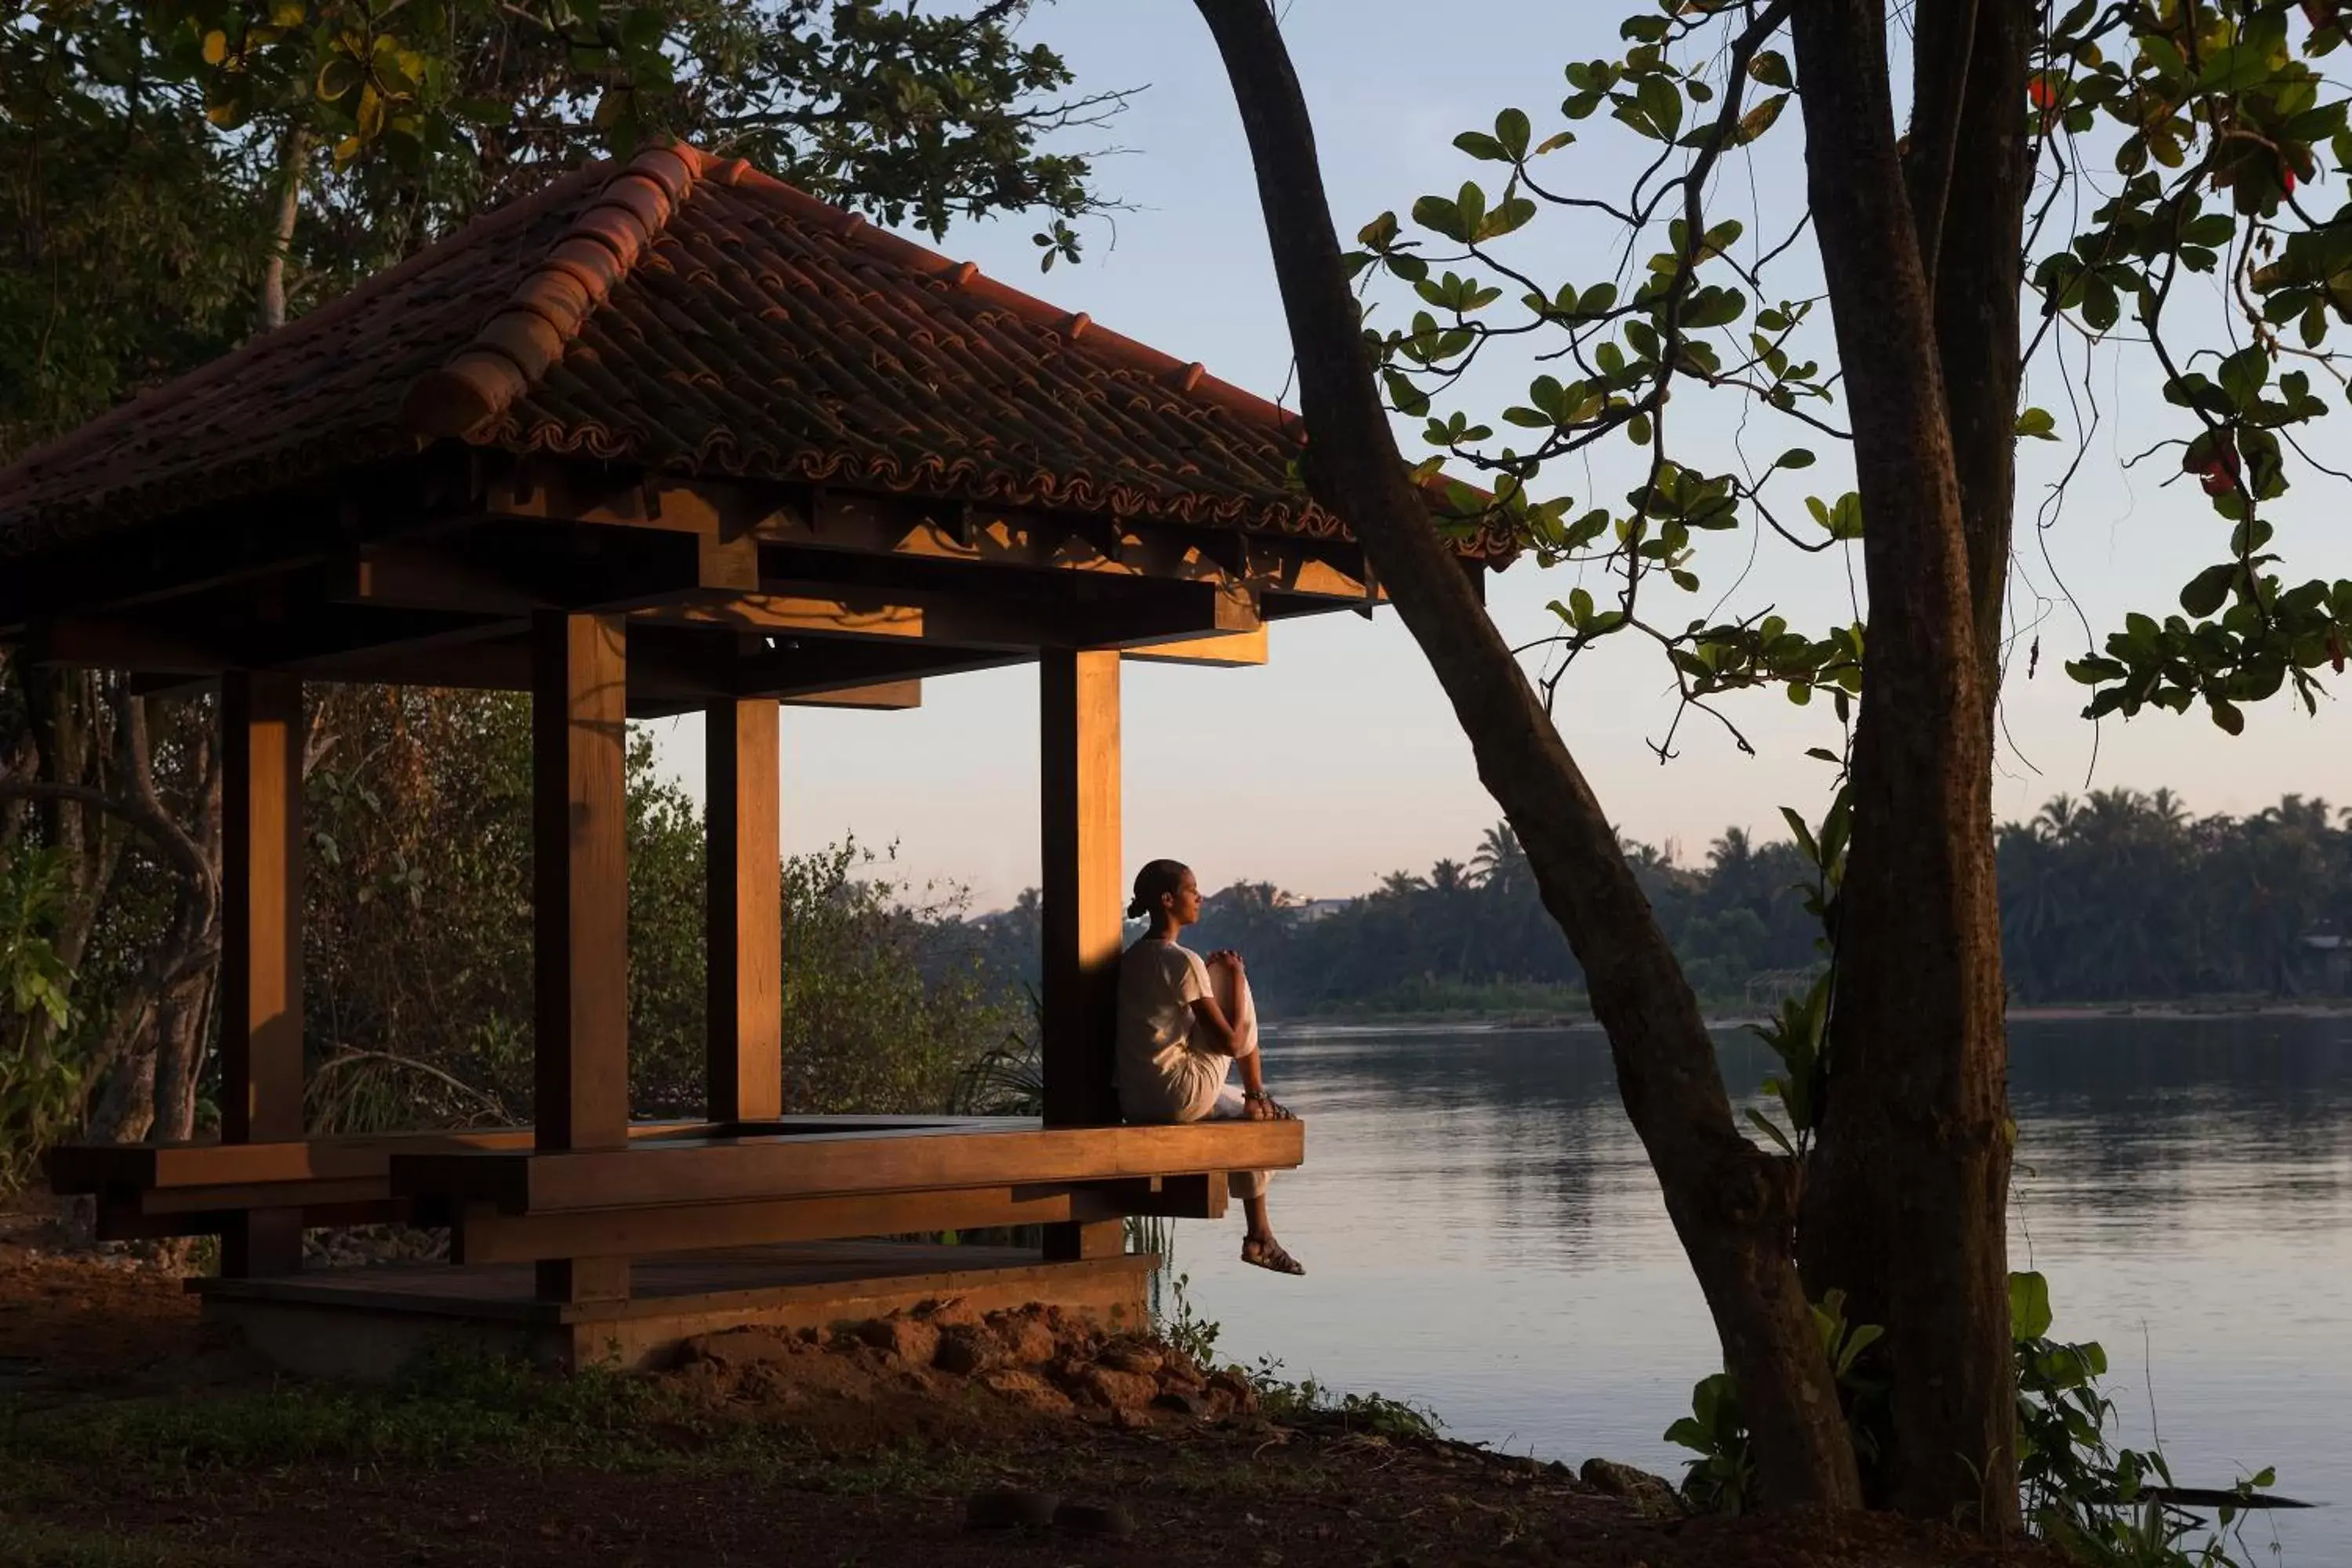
[1114,858,1304,1276]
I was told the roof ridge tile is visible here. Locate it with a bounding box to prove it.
[400,142,708,440]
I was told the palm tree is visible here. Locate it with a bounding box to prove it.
[1468,822,1530,895]
[2036,793,2082,844]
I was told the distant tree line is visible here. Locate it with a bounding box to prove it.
[968,790,2352,1015]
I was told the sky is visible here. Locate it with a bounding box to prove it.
[641,2,2351,911]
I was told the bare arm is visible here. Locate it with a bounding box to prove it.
[1186,950,1246,1055]
[1187,994,1243,1056]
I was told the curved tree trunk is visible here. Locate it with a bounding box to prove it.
[1192,0,1861,1511]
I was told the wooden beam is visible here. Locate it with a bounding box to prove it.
[531,612,633,1305]
[783,681,921,711]
[28,617,224,674]
[1120,626,1269,668]
[1098,1172,1229,1220]
[640,593,926,641]
[329,544,536,615]
[0,451,474,633]
[726,641,1025,700]
[1039,649,1124,1261]
[218,671,307,1278]
[451,1184,1129,1265]
[42,1121,713,1195]
[636,575,1260,655]
[389,1120,1306,1212]
[282,629,1011,703]
[31,604,524,678]
[96,1200,412,1243]
[477,458,1386,604]
[706,699,782,1123]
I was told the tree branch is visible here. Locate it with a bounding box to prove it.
[1903,0,1981,292]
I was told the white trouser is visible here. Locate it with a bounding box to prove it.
[1198,967,1266,1202]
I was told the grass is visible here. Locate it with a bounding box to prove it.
[0,1517,240,1568]
[0,1348,808,1480]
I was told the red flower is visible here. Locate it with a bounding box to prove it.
[2185,434,2241,496]
[2028,75,2058,110]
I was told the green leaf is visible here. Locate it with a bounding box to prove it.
[1779,806,1819,864]
[2220,346,2270,405]
[2081,274,2119,332]
[1636,74,1683,141]
[1455,181,1487,238]
[1410,194,1466,242]
[2179,562,2238,618]
[2014,407,2058,440]
[1838,1322,1885,1377]
[1494,107,1531,159]
[1749,50,1791,89]
[2009,1271,2054,1342]
[622,6,667,49]
[1745,1107,1796,1156]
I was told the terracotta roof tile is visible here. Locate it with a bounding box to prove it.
[0,143,1511,561]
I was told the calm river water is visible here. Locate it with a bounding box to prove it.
[1169,1014,2352,1561]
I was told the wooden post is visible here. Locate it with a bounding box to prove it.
[532,612,632,1304]
[1039,649,1125,1261]
[706,698,782,1123]
[219,671,304,1277]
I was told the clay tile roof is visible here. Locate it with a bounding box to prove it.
[0,143,1512,563]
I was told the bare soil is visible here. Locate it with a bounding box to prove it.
[0,1198,2064,1568]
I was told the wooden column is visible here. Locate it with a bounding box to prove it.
[1039,649,1126,1261]
[219,671,304,1278]
[532,612,632,1304]
[706,698,782,1123]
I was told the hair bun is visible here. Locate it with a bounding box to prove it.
[1124,895,1148,920]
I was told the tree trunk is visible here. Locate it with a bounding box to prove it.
[38,690,227,1156]
[1192,0,1861,1511]
[149,968,214,1144]
[1787,2,2019,1529]
[258,127,306,334]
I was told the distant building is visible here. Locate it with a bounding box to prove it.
[2298,928,2350,996]
[1290,898,1356,924]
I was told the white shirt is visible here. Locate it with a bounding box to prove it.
[1114,938,1222,1122]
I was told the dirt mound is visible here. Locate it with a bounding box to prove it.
[664,1298,1258,1437]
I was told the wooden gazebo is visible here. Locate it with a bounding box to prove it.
[3,143,1504,1373]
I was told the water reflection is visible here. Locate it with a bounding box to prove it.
[1170,1016,2352,1563]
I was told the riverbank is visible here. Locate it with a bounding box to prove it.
[0,1212,2063,1567]
[1276,996,2352,1033]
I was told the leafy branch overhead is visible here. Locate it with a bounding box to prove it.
[1346,0,2352,746]
[2,2,1125,452]
[43,2,1122,278]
